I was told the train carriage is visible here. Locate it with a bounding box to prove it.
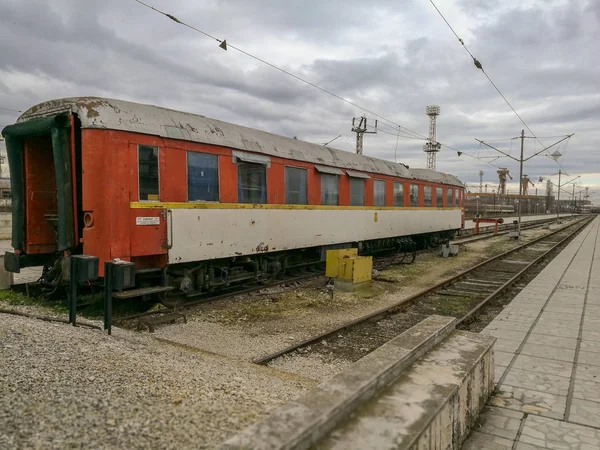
[1,97,465,302]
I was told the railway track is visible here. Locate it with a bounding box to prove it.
[253,215,593,366]
[451,215,576,245]
[113,273,323,324]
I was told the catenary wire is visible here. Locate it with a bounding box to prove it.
[131,0,505,168]
[0,107,22,113]
[428,0,551,154]
[133,0,423,136]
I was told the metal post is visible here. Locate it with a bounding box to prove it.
[103,261,113,335]
[69,257,78,326]
[572,183,575,215]
[557,169,562,222]
[517,129,525,238]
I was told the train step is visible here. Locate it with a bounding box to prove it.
[112,286,174,300]
[138,313,186,333]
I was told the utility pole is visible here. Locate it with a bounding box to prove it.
[572,183,576,214]
[475,131,573,239]
[557,169,562,222]
[479,170,484,193]
[351,116,377,155]
[517,129,525,236]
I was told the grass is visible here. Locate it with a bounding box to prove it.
[205,284,386,325]
[0,289,68,315]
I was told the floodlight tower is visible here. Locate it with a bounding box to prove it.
[479,170,484,193]
[423,105,441,170]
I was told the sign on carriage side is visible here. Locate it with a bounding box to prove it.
[136,217,160,226]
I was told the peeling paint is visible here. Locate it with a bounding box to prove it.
[16,96,464,187]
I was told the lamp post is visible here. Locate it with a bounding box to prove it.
[539,172,580,222]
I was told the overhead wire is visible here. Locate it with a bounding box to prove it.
[129,0,520,170]
[131,0,493,159]
[0,107,22,113]
[132,0,422,134]
[365,117,428,140]
[428,0,550,154]
[366,124,424,140]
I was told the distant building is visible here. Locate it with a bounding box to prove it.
[0,140,10,203]
[466,192,553,217]
[0,178,10,199]
[0,139,7,178]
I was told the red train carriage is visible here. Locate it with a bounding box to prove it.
[1,97,465,303]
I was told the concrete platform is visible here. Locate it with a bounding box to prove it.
[462,216,600,449]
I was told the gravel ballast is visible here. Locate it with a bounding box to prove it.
[0,312,314,449]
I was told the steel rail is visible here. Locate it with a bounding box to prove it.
[458,218,591,324]
[114,273,322,322]
[252,215,592,365]
[453,216,577,245]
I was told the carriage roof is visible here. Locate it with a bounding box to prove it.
[18,97,464,188]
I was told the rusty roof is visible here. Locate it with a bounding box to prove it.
[18,97,464,187]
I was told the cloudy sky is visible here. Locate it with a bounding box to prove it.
[1,0,598,202]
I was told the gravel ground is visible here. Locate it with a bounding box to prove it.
[267,345,354,381]
[0,311,315,449]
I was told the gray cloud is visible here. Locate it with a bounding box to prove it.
[0,0,599,201]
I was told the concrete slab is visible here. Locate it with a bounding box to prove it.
[491,383,568,420]
[520,414,600,449]
[502,368,570,396]
[510,354,574,378]
[568,398,600,427]
[462,431,514,449]
[519,342,577,362]
[471,406,524,441]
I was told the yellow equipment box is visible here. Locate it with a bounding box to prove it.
[325,248,358,278]
[326,249,372,290]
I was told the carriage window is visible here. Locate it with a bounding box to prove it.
[447,188,454,206]
[238,162,267,204]
[393,182,404,206]
[285,167,307,204]
[424,186,432,207]
[138,145,159,201]
[373,180,386,206]
[321,174,338,205]
[410,184,419,207]
[350,178,364,206]
[188,152,219,202]
[455,189,460,206]
[436,187,443,208]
